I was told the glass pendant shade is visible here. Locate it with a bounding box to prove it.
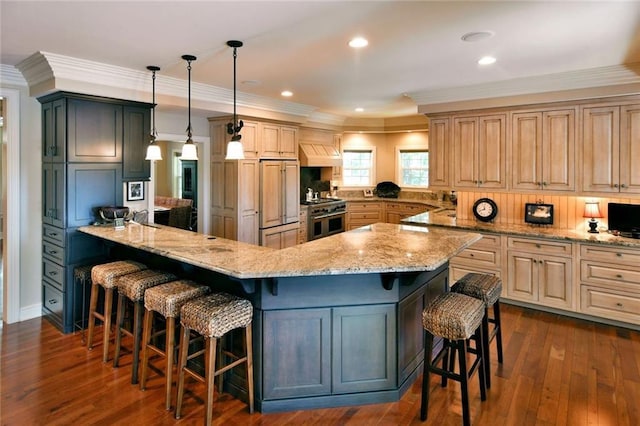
[145,143,162,161]
[225,140,245,160]
[181,140,198,160]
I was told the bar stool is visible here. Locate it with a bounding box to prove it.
[175,293,254,425]
[112,269,177,384]
[87,260,147,362]
[421,292,486,426]
[73,264,96,344]
[139,280,210,410]
[451,273,503,389]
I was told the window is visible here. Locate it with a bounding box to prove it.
[398,149,429,187]
[342,150,374,186]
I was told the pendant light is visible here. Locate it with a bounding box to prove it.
[181,54,198,161]
[225,40,245,160]
[145,65,162,161]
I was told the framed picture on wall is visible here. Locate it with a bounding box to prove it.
[524,203,554,225]
[127,181,144,201]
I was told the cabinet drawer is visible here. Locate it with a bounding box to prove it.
[348,202,382,212]
[42,257,65,290]
[42,281,64,328]
[43,241,65,264]
[507,237,572,256]
[349,212,382,220]
[580,244,640,264]
[580,260,640,289]
[474,233,501,249]
[43,224,65,246]
[580,285,640,325]
[452,246,501,268]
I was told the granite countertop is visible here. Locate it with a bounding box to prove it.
[79,222,481,280]
[403,211,640,249]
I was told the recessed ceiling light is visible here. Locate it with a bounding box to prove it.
[349,37,368,48]
[478,56,496,65]
[355,107,364,112]
[461,31,494,42]
[281,90,293,97]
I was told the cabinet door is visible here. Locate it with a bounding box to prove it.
[260,124,281,158]
[43,163,66,228]
[67,99,123,163]
[238,160,260,244]
[282,161,300,224]
[620,105,640,194]
[332,134,343,180]
[66,163,123,227]
[538,255,572,309]
[332,304,396,394]
[122,105,151,180]
[582,106,620,192]
[280,126,298,158]
[453,117,478,188]
[262,308,332,399]
[511,112,542,190]
[42,99,66,163]
[542,109,575,191]
[507,251,538,301]
[241,120,260,159]
[477,114,506,188]
[260,161,284,228]
[428,118,450,188]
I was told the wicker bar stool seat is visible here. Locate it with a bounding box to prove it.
[113,269,177,384]
[421,292,487,426]
[139,280,210,410]
[451,273,503,389]
[175,293,254,426]
[87,260,148,362]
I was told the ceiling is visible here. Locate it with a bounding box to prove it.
[2,1,640,120]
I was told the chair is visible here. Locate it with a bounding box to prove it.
[451,273,503,389]
[175,293,254,425]
[112,269,177,384]
[86,260,147,362]
[421,292,486,426]
[168,205,192,230]
[139,280,210,410]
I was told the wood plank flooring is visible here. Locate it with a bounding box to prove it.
[1,303,639,425]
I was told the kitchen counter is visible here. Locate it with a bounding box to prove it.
[78,222,480,413]
[79,222,481,279]
[403,210,640,248]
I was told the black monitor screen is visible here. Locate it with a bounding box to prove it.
[608,203,640,233]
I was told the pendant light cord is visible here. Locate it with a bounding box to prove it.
[232,46,237,137]
[186,58,193,142]
[151,69,157,140]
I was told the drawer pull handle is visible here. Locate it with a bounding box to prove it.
[48,299,58,305]
[616,253,623,257]
[49,250,57,255]
[616,274,623,279]
[50,233,58,237]
[49,271,57,276]
[616,302,623,307]
[470,254,475,257]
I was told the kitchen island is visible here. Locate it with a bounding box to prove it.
[79,222,481,412]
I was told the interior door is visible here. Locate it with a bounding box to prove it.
[181,160,197,207]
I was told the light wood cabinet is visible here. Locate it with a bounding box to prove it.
[428,118,450,188]
[511,109,575,191]
[260,124,298,159]
[385,202,429,224]
[261,222,299,249]
[298,207,308,244]
[210,118,260,159]
[332,134,343,181]
[579,244,640,325]
[506,237,573,310]
[450,233,503,284]
[260,160,299,229]
[210,159,260,245]
[346,201,383,230]
[453,114,506,189]
[582,103,640,194]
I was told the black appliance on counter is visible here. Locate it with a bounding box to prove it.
[304,198,346,240]
[608,202,640,238]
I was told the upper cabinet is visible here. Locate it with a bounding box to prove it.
[582,103,640,194]
[42,98,66,163]
[511,109,575,192]
[260,124,298,159]
[210,118,260,159]
[453,114,506,189]
[122,105,151,181]
[427,118,450,188]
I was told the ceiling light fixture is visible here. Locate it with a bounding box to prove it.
[181,54,198,160]
[478,56,496,65]
[355,107,364,112]
[349,37,368,48]
[145,65,162,161]
[225,40,245,160]
[281,90,293,97]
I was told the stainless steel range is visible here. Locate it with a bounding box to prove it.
[303,198,347,240]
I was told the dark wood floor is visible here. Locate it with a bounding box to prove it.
[2,303,639,425]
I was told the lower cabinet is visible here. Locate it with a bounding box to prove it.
[346,201,383,230]
[260,223,299,249]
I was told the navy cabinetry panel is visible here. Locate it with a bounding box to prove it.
[66,163,123,227]
[42,98,66,162]
[43,163,65,227]
[67,99,123,163]
[123,106,151,180]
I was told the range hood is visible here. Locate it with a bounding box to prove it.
[299,143,343,167]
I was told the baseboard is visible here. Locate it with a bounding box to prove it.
[20,303,42,322]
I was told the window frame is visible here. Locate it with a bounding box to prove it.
[341,148,376,188]
[395,147,429,189]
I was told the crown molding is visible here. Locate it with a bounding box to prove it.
[0,64,28,87]
[15,51,319,121]
[413,63,640,111]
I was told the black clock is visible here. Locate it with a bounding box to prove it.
[472,198,498,222]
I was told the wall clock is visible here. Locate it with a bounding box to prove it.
[472,198,498,222]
